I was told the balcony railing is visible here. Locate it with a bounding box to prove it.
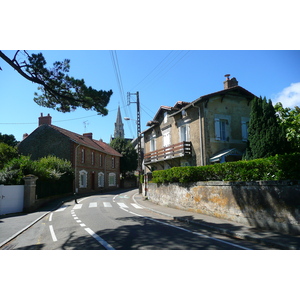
[144,141,192,164]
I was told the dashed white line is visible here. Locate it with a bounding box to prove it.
[49,225,57,242]
[103,202,112,208]
[49,213,53,222]
[73,204,83,210]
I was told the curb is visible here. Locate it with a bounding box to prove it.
[0,200,65,249]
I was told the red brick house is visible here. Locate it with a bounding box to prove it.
[18,113,122,193]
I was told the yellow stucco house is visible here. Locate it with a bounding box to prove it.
[143,76,256,172]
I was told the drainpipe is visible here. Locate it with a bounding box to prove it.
[193,102,204,166]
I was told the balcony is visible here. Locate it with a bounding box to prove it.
[144,141,192,164]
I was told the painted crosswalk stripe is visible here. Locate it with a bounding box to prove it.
[89,202,97,208]
[131,203,143,209]
[103,202,112,208]
[117,203,128,208]
[55,205,67,212]
[73,204,82,210]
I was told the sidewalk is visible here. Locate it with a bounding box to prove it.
[133,193,300,250]
[0,195,73,248]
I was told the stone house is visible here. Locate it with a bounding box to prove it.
[18,113,122,193]
[143,76,256,172]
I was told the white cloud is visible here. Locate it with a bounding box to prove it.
[273,82,300,108]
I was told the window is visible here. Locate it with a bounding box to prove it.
[215,117,229,141]
[91,152,95,165]
[81,149,85,163]
[99,154,102,167]
[162,128,171,147]
[111,157,115,168]
[109,173,116,186]
[98,172,104,187]
[163,112,168,123]
[241,118,250,141]
[179,124,190,142]
[150,132,156,152]
[79,170,88,188]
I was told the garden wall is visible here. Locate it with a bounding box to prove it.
[146,180,300,235]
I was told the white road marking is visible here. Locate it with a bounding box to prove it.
[55,205,68,212]
[49,225,57,242]
[85,228,115,250]
[117,203,128,208]
[76,220,81,223]
[89,202,97,208]
[49,213,53,222]
[74,217,78,219]
[103,202,112,208]
[80,223,86,227]
[131,203,142,209]
[73,204,82,210]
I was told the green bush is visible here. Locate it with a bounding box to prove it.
[0,155,74,185]
[152,153,300,183]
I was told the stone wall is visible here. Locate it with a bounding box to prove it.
[146,180,300,235]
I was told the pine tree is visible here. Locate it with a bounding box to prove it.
[245,96,288,160]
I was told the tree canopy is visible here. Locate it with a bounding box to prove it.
[0,50,113,114]
[274,102,300,152]
[245,96,289,160]
[110,138,138,177]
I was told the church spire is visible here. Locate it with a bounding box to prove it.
[114,106,125,139]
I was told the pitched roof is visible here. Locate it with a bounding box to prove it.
[48,124,122,157]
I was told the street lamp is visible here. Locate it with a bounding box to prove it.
[124,117,142,194]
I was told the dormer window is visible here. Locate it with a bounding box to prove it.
[163,112,168,123]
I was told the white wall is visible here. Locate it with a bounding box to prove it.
[0,185,24,215]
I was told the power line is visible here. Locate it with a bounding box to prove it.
[110,50,135,137]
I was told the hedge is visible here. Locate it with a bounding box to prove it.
[152,153,300,184]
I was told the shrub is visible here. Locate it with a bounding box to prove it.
[152,153,300,183]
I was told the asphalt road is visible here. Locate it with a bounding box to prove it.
[2,190,272,250]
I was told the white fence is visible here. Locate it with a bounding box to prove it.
[0,185,24,215]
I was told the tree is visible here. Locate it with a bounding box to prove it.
[0,133,18,147]
[0,142,19,169]
[0,50,113,114]
[110,138,138,177]
[245,96,289,160]
[274,102,300,152]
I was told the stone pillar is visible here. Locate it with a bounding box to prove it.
[23,175,38,212]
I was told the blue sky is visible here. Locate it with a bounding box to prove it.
[0,50,299,143]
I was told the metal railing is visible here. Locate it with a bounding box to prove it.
[144,141,192,164]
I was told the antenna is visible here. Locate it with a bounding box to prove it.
[83,120,89,132]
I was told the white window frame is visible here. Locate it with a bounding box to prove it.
[111,157,115,168]
[79,170,88,188]
[241,117,250,142]
[150,132,156,152]
[81,149,85,163]
[179,124,190,142]
[91,151,95,165]
[215,115,230,141]
[98,172,105,187]
[108,173,116,186]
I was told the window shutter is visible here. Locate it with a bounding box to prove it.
[241,121,248,141]
[215,118,221,140]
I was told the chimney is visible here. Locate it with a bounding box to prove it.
[23,133,29,140]
[223,74,238,89]
[83,132,93,139]
[39,113,52,126]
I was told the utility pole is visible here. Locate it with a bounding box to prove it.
[127,91,142,193]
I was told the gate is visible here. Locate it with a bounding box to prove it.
[0,185,24,215]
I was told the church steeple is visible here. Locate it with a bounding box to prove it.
[114,106,125,139]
